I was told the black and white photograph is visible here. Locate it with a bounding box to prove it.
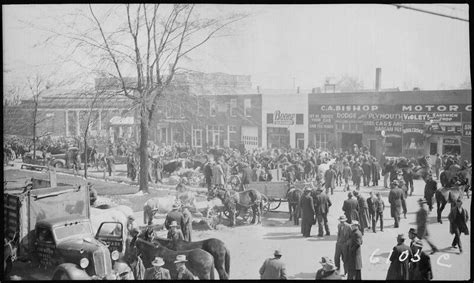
[3,3,471,280]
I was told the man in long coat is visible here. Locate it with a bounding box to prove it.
[386,233,412,280]
[347,221,363,280]
[181,205,193,242]
[342,161,352,192]
[313,187,332,236]
[300,187,316,237]
[342,191,359,224]
[211,161,225,189]
[448,198,469,254]
[334,215,352,276]
[324,165,337,195]
[241,163,253,191]
[416,198,439,254]
[424,175,437,212]
[259,250,287,279]
[409,240,433,280]
[361,158,372,187]
[352,163,363,190]
[398,180,408,219]
[366,191,376,233]
[203,158,213,192]
[388,181,403,228]
[371,157,381,186]
[353,191,369,235]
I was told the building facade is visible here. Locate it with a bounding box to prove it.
[308,89,472,161]
[261,93,308,149]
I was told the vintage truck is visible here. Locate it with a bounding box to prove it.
[4,179,131,280]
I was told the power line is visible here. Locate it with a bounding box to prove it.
[390,4,469,23]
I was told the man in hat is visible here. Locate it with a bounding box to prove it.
[175,255,197,280]
[408,228,420,251]
[388,180,403,228]
[144,257,171,280]
[165,203,185,231]
[259,250,287,279]
[409,239,433,280]
[324,164,337,195]
[181,204,193,242]
[167,221,185,242]
[241,162,253,191]
[342,191,359,224]
[386,234,412,280]
[347,221,363,280]
[342,161,352,192]
[416,198,439,254]
[448,198,469,254]
[398,180,408,219]
[353,191,369,235]
[203,156,213,192]
[373,192,385,232]
[126,215,140,239]
[366,191,376,232]
[319,259,342,280]
[335,215,352,276]
[300,187,316,237]
[313,186,332,237]
[352,162,363,190]
[316,257,331,279]
[424,175,437,212]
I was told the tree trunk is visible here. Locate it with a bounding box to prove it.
[139,114,149,193]
[32,103,38,161]
[84,135,88,179]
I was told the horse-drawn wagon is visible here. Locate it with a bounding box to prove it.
[247,181,290,212]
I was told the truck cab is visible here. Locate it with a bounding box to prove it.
[34,215,128,280]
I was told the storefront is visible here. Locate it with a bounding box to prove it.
[262,94,308,149]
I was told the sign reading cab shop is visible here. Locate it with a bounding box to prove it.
[273,110,295,125]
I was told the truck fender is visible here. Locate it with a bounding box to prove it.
[52,263,91,280]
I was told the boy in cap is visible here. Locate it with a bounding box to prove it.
[386,233,412,280]
[318,259,342,280]
[174,255,197,280]
[315,257,330,279]
[144,257,171,280]
[259,250,287,279]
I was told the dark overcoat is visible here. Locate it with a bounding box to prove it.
[300,194,316,224]
[388,187,403,218]
[409,251,433,280]
[342,198,359,223]
[357,196,369,230]
[448,207,469,235]
[347,228,363,271]
[386,243,412,280]
[313,191,332,214]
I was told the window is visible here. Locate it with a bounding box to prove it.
[229,126,237,134]
[267,113,273,124]
[230,99,237,117]
[210,99,216,117]
[314,133,328,150]
[244,99,251,117]
[296,114,304,125]
[196,99,203,117]
[194,129,202,147]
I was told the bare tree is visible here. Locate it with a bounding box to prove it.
[57,4,247,192]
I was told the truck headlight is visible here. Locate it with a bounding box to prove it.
[79,257,89,268]
[111,250,120,261]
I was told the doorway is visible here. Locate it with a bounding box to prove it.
[341,133,362,152]
[296,133,305,150]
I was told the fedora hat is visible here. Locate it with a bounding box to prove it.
[408,228,417,235]
[151,257,165,266]
[174,255,188,263]
[172,202,181,209]
[338,215,347,221]
[274,250,282,256]
[319,256,330,265]
[323,260,337,272]
[397,233,405,241]
[170,221,179,227]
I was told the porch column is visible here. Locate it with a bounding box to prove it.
[65,110,69,136]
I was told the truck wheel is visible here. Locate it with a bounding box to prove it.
[54,162,64,168]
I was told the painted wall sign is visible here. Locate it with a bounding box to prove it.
[402,123,425,150]
[402,112,462,122]
[443,138,459,145]
[401,104,472,112]
[272,110,297,125]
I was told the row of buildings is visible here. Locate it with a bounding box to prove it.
[3,71,472,161]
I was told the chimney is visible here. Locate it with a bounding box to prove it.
[375,68,382,91]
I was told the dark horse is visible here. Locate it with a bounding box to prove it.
[435,185,464,224]
[127,235,215,279]
[208,187,268,227]
[144,230,231,280]
[4,231,18,276]
[287,187,302,225]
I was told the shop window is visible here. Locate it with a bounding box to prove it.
[296,114,304,125]
[244,99,251,117]
[429,143,437,155]
[314,133,328,150]
[230,99,237,117]
[194,129,202,147]
[267,113,273,124]
[337,123,342,130]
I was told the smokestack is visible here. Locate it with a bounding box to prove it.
[375,68,381,91]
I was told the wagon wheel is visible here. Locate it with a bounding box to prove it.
[205,206,220,229]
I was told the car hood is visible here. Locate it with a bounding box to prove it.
[57,236,107,253]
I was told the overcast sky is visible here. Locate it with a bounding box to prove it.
[3,4,470,93]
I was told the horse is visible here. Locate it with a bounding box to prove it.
[287,187,303,225]
[145,232,231,280]
[143,196,177,225]
[208,187,268,227]
[4,231,18,276]
[127,236,215,279]
[435,185,465,224]
[89,206,131,235]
